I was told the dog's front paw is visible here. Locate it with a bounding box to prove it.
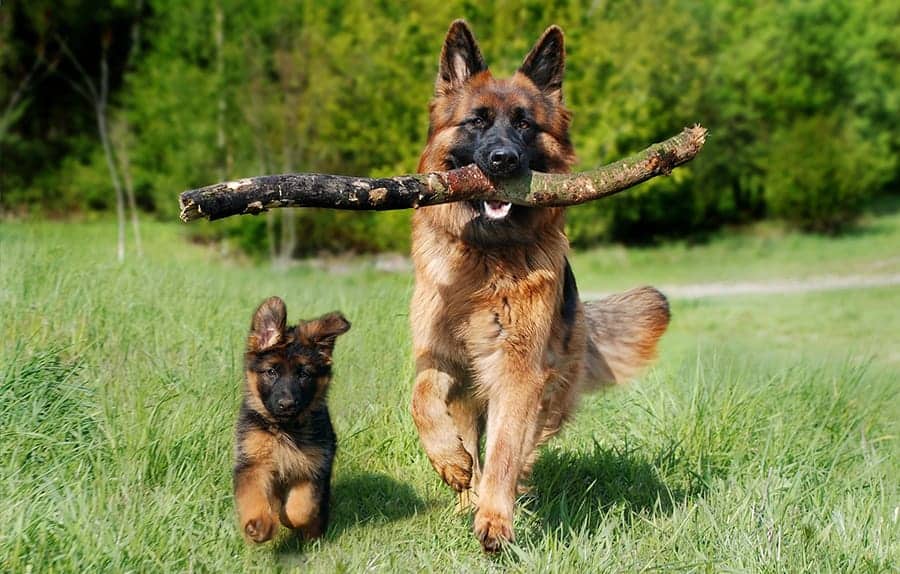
[473,508,513,553]
[244,515,276,543]
[433,446,474,492]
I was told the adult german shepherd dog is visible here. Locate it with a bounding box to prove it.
[410,20,671,551]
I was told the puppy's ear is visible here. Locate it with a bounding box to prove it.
[298,312,351,357]
[519,25,565,101]
[248,297,287,352]
[436,19,487,96]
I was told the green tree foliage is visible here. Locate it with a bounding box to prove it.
[763,114,893,232]
[1,0,141,210]
[566,0,898,245]
[2,0,898,254]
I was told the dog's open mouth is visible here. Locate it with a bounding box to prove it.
[483,200,512,220]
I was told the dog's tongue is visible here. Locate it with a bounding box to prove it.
[483,200,512,220]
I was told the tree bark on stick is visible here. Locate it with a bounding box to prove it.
[179,125,707,223]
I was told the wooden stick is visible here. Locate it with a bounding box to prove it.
[179,125,707,223]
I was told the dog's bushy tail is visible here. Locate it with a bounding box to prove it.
[582,286,670,388]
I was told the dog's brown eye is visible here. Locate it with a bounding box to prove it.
[265,367,278,379]
[472,117,486,129]
[517,119,531,130]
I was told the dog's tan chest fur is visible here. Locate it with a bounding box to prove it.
[412,224,574,372]
[241,428,327,482]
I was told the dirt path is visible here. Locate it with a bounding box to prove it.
[585,273,900,300]
[309,254,900,300]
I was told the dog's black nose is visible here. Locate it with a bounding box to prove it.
[277,398,294,411]
[488,148,520,175]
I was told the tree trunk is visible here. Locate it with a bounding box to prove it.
[0,57,44,141]
[180,125,707,222]
[279,122,297,263]
[54,32,132,262]
[214,3,232,181]
[112,118,143,257]
[94,46,127,263]
[97,104,127,262]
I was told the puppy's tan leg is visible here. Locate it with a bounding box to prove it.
[280,481,325,539]
[474,371,545,552]
[411,362,481,494]
[234,463,279,543]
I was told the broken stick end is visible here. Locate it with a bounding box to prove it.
[687,124,708,149]
[179,195,203,223]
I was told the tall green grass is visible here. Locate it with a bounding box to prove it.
[1,221,897,572]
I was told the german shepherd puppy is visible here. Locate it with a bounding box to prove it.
[234,296,350,543]
[410,21,671,551]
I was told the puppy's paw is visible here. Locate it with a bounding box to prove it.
[473,508,513,553]
[244,515,276,543]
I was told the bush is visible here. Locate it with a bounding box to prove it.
[763,115,894,233]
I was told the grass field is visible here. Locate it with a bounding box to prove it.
[1,214,898,572]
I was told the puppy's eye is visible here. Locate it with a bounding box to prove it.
[471,117,486,129]
[517,119,531,130]
[265,367,278,379]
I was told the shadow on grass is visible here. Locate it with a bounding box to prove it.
[274,471,426,555]
[523,441,703,540]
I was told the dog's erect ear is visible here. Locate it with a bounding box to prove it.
[436,19,487,96]
[298,312,351,357]
[519,25,565,101]
[248,296,287,352]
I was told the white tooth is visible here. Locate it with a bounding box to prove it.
[483,201,512,220]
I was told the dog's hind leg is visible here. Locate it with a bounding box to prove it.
[411,362,482,497]
[451,392,483,512]
[517,360,586,490]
